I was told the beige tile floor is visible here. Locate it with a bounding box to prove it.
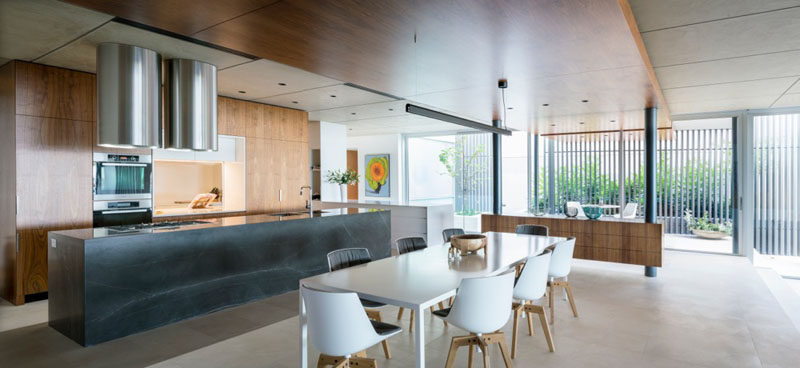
[664,234,733,254]
[2,250,799,367]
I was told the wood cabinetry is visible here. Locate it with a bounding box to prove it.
[220,97,310,215]
[0,61,94,304]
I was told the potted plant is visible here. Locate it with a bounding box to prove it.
[684,210,732,239]
[325,169,359,201]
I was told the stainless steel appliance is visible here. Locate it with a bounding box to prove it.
[93,152,154,227]
[93,153,152,201]
[165,58,218,151]
[93,199,153,228]
[96,43,162,148]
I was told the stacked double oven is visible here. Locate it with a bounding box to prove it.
[92,153,154,227]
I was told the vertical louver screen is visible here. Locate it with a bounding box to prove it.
[753,114,800,256]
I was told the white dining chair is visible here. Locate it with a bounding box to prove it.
[547,238,578,324]
[511,251,554,357]
[432,271,515,368]
[326,248,392,359]
[301,285,402,368]
[394,237,447,331]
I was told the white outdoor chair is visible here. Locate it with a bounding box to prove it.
[547,238,579,324]
[302,285,402,367]
[511,250,555,357]
[615,203,638,219]
[432,271,515,368]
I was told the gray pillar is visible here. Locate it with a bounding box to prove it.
[644,107,658,277]
[532,134,539,213]
[492,120,502,215]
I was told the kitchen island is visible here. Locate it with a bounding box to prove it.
[47,208,390,346]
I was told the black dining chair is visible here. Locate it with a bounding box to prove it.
[442,228,465,243]
[393,237,447,331]
[325,248,393,359]
[516,224,549,236]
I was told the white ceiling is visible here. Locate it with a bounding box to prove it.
[37,21,251,72]
[631,0,800,115]
[217,58,340,99]
[0,0,112,61]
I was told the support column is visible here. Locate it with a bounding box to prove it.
[492,120,502,215]
[532,134,539,213]
[644,107,658,277]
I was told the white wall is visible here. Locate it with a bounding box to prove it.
[347,134,404,203]
[318,122,348,201]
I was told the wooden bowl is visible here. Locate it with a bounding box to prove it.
[450,234,488,255]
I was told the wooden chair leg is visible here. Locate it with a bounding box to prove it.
[525,301,534,336]
[564,282,578,318]
[549,285,555,325]
[438,301,448,326]
[511,305,520,358]
[331,359,348,368]
[430,306,435,313]
[445,337,464,368]
[468,342,474,368]
[397,307,404,320]
[497,334,513,368]
[374,311,391,359]
[449,296,454,306]
[349,356,378,367]
[477,338,490,368]
[536,308,555,352]
[409,309,415,332]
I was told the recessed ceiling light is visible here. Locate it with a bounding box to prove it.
[238,90,246,94]
[351,112,356,115]
[610,119,616,122]
[542,103,549,107]
[278,82,286,86]
[330,94,337,98]
[292,101,298,104]
[388,108,394,111]
[579,122,585,124]
[550,124,556,127]
[507,107,514,110]
[581,99,589,103]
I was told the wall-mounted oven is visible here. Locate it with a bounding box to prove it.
[93,153,153,200]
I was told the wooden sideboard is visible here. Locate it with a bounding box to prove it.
[481,214,663,267]
[0,61,310,305]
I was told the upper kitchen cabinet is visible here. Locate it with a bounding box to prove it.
[217,96,247,137]
[279,108,309,143]
[15,61,95,122]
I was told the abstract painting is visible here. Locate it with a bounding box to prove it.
[365,154,390,197]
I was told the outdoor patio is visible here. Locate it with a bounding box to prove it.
[664,234,733,254]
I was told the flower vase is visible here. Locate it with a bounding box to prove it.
[340,184,348,202]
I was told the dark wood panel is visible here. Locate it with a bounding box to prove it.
[246,137,280,214]
[0,62,19,304]
[15,115,93,295]
[65,0,281,35]
[346,150,358,200]
[15,61,95,122]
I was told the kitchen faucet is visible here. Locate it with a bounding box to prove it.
[300,185,312,215]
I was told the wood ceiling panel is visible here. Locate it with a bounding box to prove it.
[63,0,669,133]
[630,0,800,32]
[63,0,281,35]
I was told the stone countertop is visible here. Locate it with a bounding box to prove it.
[317,199,454,208]
[51,207,382,240]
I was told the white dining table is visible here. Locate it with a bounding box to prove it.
[298,231,565,368]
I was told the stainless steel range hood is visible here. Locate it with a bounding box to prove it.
[97,43,162,148]
[165,59,218,151]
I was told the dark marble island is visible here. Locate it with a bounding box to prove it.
[47,208,391,346]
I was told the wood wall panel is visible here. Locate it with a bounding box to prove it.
[15,115,93,295]
[15,61,94,122]
[482,214,663,267]
[347,150,358,200]
[0,61,19,304]
[217,96,247,137]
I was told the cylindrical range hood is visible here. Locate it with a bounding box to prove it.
[97,43,162,148]
[165,59,218,151]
